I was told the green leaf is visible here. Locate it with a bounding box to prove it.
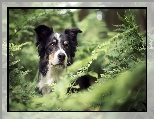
[88,71,98,79]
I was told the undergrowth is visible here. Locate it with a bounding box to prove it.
[8,9,146,111]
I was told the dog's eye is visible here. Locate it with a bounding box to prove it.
[51,39,57,46]
[51,40,57,46]
[64,41,68,48]
[51,42,55,46]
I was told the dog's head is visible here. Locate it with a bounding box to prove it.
[34,25,82,69]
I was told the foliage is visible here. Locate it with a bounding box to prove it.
[8,8,146,111]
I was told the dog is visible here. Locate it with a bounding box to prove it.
[34,25,90,95]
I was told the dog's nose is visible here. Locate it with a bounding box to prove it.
[58,53,65,61]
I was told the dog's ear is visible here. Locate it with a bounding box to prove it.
[34,25,53,46]
[64,28,82,65]
[64,28,82,41]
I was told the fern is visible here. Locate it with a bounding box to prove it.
[9,42,35,111]
[8,9,146,111]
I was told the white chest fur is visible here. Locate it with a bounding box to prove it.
[38,64,65,95]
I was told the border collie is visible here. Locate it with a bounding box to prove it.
[34,25,90,95]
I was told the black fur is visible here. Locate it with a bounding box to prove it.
[34,25,82,65]
[34,25,90,94]
[67,75,91,93]
[65,28,82,65]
